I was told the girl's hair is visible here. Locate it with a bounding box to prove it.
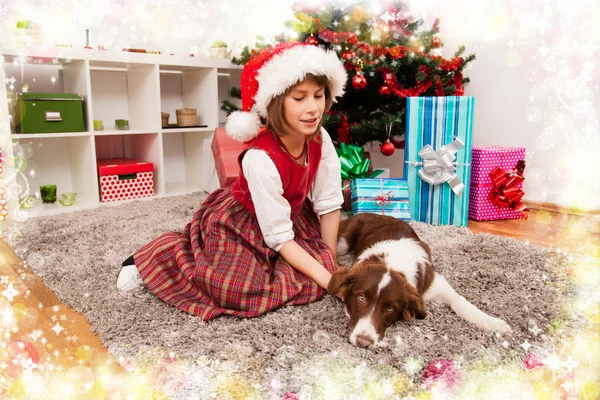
[265,74,333,140]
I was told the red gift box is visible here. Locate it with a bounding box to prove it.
[0,149,7,221]
[97,158,154,203]
[469,146,526,221]
[211,127,246,188]
[342,151,373,211]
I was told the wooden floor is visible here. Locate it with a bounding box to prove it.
[0,207,598,392]
[468,207,599,257]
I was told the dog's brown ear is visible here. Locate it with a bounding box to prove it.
[328,267,354,302]
[402,285,427,321]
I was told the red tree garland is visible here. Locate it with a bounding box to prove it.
[434,76,445,96]
[378,66,432,98]
[328,110,352,143]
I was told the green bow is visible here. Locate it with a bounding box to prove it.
[336,143,384,182]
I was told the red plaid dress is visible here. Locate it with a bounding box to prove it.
[134,131,336,321]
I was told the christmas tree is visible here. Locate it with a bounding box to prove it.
[221,0,475,153]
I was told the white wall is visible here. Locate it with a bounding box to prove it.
[1,0,598,210]
[0,0,297,59]
[406,0,599,210]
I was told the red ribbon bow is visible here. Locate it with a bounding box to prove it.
[376,191,393,215]
[489,160,529,219]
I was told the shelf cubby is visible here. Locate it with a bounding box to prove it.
[90,61,160,132]
[162,130,212,197]
[94,133,163,197]
[3,57,91,133]
[159,64,218,130]
[10,135,98,217]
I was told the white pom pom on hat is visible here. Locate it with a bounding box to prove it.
[225,41,347,142]
[225,110,262,142]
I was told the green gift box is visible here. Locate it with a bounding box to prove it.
[336,143,383,211]
[17,93,85,133]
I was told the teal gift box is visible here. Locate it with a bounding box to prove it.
[350,178,410,221]
[405,96,474,226]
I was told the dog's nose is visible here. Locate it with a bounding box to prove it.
[355,334,374,348]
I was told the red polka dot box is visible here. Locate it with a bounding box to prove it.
[97,158,154,203]
[469,146,526,221]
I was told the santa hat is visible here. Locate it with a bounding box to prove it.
[226,42,347,142]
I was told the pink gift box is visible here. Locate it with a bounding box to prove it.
[469,186,524,221]
[469,146,526,221]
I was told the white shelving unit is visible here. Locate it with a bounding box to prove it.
[0,46,241,219]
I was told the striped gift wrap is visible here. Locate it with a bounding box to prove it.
[350,178,410,221]
[405,96,475,226]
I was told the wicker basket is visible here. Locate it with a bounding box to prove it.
[176,108,197,127]
[161,112,170,128]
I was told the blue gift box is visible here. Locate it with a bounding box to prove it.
[405,96,474,226]
[350,178,410,221]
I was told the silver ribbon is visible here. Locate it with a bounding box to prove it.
[415,137,466,197]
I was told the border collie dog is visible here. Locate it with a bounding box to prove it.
[329,213,511,348]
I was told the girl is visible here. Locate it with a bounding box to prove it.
[116,42,348,321]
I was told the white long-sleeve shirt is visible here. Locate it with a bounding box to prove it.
[242,128,343,251]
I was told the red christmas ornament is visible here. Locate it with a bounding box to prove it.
[342,50,355,61]
[380,139,395,156]
[378,85,391,97]
[352,74,367,90]
[344,62,354,71]
[432,37,442,48]
[422,359,462,394]
[388,46,404,59]
[523,353,544,370]
[305,35,319,46]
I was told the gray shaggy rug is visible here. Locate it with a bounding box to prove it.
[3,193,578,399]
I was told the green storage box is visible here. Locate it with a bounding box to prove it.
[17,93,85,133]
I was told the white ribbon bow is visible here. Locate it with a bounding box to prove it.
[416,137,466,197]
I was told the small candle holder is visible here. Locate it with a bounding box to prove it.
[115,119,129,130]
[59,192,77,206]
[19,195,37,209]
[40,185,57,203]
[93,120,104,131]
